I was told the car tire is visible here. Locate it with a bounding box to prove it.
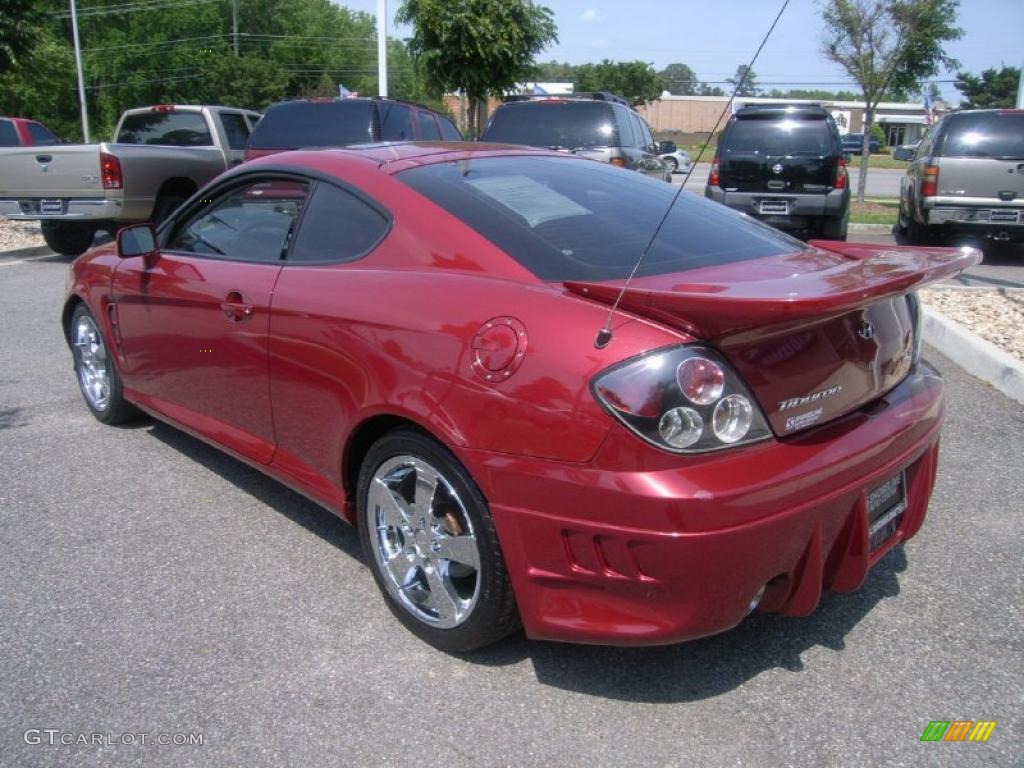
[357,428,520,652]
[69,304,138,425]
[665,157,678,173]
[41,221,96,257]
[820,209,849,241]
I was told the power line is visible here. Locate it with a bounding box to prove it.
[54,0,218,18]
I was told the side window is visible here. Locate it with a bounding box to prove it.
[219,112,251,150]
[288,182,389,263]
[415,110,441,140]
[0,121,18,146]
[639,117,655,150]
[627,113,645,149]
[613,107,634,147]
[165,179,309,262]
[379,103,414,141]
[27,122,60,145]
[437,115,463,140]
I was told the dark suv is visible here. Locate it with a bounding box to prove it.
[705,104,850,239]
[479,92,669,181]
[244,97,462,160]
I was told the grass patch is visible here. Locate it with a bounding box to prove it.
[850,199,899,225]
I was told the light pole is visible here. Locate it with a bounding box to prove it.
[69,0,91,142]
[377,0,388,97]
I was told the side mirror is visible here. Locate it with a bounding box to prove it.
[117,223,158,260]
[892,146,915,161]
[658,140,677,154]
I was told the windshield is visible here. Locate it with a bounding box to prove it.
[247,101,375,149]
[482,102,618,149]
[941,113,1024,159]
[397,156,805,282]
[726,116,834,156]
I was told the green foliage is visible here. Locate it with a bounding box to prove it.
[574,60,663,104]
[0,0,43,74]
[868,121,887,150]
[660,63,697,96]
[765,88,861,101]
[955,66,1021,109]
[533,60,575,82]
[726,65,758,97]
[699,83,725,97]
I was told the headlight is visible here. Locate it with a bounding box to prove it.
[592,345,773,453]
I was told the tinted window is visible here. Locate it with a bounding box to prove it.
[614,108,635,147]
[165,180,309,262]
[0,121,18,146]
[639,117,655,149]
[380,103,414,141]
[27,122,60,145]
[437,116,462,141]
[219,112,251,150]
[481,102,617,149]
[289,183,389,263]
[415,110,441,140]
[940,113,1024,159]
[724,116,834,156]
[117,112,213,146]
[247,101,375,148]
[628,113,646,149]
[398,156,803,281]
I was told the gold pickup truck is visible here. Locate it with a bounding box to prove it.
[0,105,260,255]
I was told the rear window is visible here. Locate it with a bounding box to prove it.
[940,113,1024,159]
[27,122,60,145]
[481,101,618,149]
[117,111,213,146]
[397,156,803,282]
[0,121,18,146]
[725,116,834,156]
[247,101,375,149]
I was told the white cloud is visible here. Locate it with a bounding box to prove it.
[580,8,603,22]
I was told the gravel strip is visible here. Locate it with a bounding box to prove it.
[0,219,43,251]
[921,287,1024,363]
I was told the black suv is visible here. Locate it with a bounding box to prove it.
[480,92,670,181]
[705,104,850,239]
[245,97,462,160]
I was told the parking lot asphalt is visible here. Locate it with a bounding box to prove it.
[1,250,1021,767]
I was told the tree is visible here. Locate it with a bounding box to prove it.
[534,60,576,81]
[725,65,759,96]
[0,0,42,74]
[574,59,663,103]
[660,63,698,96]
[955,66,1021,109]
[397,0,558,137]
[699,82,725,97]
[821,0,962,201]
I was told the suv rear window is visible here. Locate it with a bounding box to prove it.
[482,101,618,149]
[398,156,803,281]
[117,112,213,146]
[940,113,1024,159]
[247,101,375,149]
[726,115,834,156]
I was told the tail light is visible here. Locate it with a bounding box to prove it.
[151,105,176,113]
[592,345,772,453]
[920,165,939,197]
[609,157,626,167]
[709,155,721,187]
[835,156,847,189]
[100,152,122,190]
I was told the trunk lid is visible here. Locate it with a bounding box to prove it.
[936,157,1024,202]
[565,242,979,436]
[0,145,104,198]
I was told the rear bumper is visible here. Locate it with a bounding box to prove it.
[459,362,945,646]
[924,204,1024,238]
[0,198,122,221]
[705,187,848,226]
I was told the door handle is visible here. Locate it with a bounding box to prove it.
[220,290,254,321]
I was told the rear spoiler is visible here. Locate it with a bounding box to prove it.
[563,242,981,339]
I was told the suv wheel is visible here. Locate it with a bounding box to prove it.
[820,210,848,241]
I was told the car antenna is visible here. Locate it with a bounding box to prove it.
[594,0,791,349]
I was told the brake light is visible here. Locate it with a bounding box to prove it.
[151,105,175,113]
[609,157,626,167]
[100,152,122,189]
[920,164,939,197]
[835,156,847,189]
[709,155,720,187]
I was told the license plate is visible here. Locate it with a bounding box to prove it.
[40,199,64,215]
[867,471,906,550]
[759,200,789,215]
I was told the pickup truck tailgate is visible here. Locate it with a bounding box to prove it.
[0,146,104,198]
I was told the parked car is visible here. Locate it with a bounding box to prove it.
[657,141,691,173]
[63,142,977,651]
[706,104,850,239]
[244,97,462,161]
[0,105,260,256]
[897,109,1024,245]
[0,117,62,147]
[841,132,880,155]
[479,92,670,181]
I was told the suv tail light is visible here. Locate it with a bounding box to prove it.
[920,165,939,197]
[609,157,626,167]
[835,156,847,189]
[592,345,772,453]
[100,152,122,190]
[709,156,720,187]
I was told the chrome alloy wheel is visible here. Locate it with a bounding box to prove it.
[74,314,110,411]
[368,455,481,629]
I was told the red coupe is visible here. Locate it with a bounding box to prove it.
[63,143,978,651]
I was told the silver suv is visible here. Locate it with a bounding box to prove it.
[897,109,1024,245]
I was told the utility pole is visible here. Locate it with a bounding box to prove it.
[1017,57,1023,109]
[69,0,90,143]
[377,0,388,97]
[232,0,239,57]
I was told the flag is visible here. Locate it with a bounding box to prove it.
[339,84,353,99]
[532,84,548,95]
[923,92,935,125]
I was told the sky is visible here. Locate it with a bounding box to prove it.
[339,0,1023,104]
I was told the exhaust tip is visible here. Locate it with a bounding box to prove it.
[746,584,767,616]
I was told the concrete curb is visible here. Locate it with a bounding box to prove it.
[848,223,893,233]
[923,306,1024,404]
